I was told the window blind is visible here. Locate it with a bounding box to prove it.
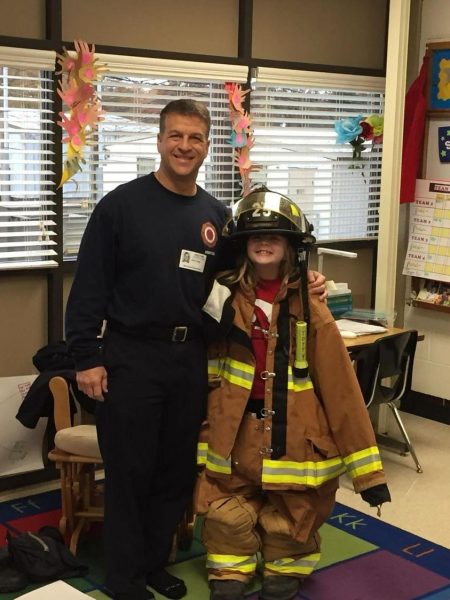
[62,55,247,259]
[0,47,57,269]
[250,68,385,241]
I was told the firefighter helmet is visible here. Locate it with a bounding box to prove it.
[223,186,316,245]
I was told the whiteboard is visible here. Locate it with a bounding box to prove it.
[0,374,46,477]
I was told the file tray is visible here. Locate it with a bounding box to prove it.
[341,308,391,327]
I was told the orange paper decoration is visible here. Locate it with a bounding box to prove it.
[56,40,107,187]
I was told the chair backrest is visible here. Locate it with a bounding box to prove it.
[49,376,72,431]
[356,330,418,408]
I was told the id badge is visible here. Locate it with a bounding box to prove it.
[179,249,206,273]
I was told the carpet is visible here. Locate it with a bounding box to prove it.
[0,489,449,600]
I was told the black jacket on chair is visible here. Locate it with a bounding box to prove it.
[16,342,96,429]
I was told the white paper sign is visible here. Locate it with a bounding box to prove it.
[0,374,46,477]
[403,179,450,283]
[17,580,92,598]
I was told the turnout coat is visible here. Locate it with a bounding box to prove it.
[198,276,387,498]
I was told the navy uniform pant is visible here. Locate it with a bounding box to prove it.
[96,330,207,599]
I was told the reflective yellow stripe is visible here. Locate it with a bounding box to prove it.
[206,553,257,574]
[222,358,254,389]
[197,442,207,466]
[207,357,254,390]
[208,359,221,377]
[262,457,345,486]
[343,446,383,478]
[265,553,321,576]
[205,447,232,474]
[287,367,314,391]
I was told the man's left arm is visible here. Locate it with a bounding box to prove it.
[308,270,327,302]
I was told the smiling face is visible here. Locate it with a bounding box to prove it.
[156,113,210,195]
[246,233,288,280]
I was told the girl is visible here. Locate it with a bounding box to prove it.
[197,187,390,600]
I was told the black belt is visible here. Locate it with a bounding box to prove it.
[108,321,202,342]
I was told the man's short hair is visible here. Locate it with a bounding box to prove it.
[159,99,211,137]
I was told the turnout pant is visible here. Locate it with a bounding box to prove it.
[96,330,207,599]
[195,413,337,584]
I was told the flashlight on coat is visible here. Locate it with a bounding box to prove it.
[293,321,309,378]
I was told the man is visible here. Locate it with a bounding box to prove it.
[65,99,326,600]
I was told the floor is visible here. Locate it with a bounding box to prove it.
[337,410,450,549]
[1,411,449,551]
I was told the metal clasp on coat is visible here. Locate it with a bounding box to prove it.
[260,408,275,417]
[260,371,276,380]
[259,447,273,456]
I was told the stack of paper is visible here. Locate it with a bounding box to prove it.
[336,319,387,337]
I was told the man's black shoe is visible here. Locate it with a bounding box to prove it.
[113,592,154,600]
[146,568,187,599]
[103,584,154,600]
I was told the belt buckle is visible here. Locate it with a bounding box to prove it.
[172,326,188,342]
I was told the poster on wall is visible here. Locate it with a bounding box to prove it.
[0,375,45,477]
[438,126,450,162]
[428,44,450,113]
[403,179,450,283]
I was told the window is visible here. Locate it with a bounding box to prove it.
[250,68,385,241]
[62,55,247,259]
[0,47,56,269]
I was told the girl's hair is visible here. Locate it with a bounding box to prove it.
[221,238,299,292]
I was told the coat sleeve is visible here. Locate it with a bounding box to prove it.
[307,297,387,493]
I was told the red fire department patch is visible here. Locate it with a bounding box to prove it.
[201,222,218,248]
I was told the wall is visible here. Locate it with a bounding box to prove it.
[0,274,47,376]
[61,0,239,57]
[403,0,450,400]
[252,0,387,69]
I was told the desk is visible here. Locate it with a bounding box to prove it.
[343,327,407,356]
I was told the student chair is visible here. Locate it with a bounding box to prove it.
[355,330,423,473]
[47,376,104,554]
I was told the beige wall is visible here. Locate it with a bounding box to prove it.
[0,0,46,39]
[309,248,374,309]
[252,0,388,69]
[0,274,47,376]
[62,0,239,57]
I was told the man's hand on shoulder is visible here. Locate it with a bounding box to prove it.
[307,270,328,302]
[76,366,108,401]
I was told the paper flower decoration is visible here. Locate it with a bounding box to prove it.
[334,113,384,161]
[56,40,107,187]
[225,82,259,197]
